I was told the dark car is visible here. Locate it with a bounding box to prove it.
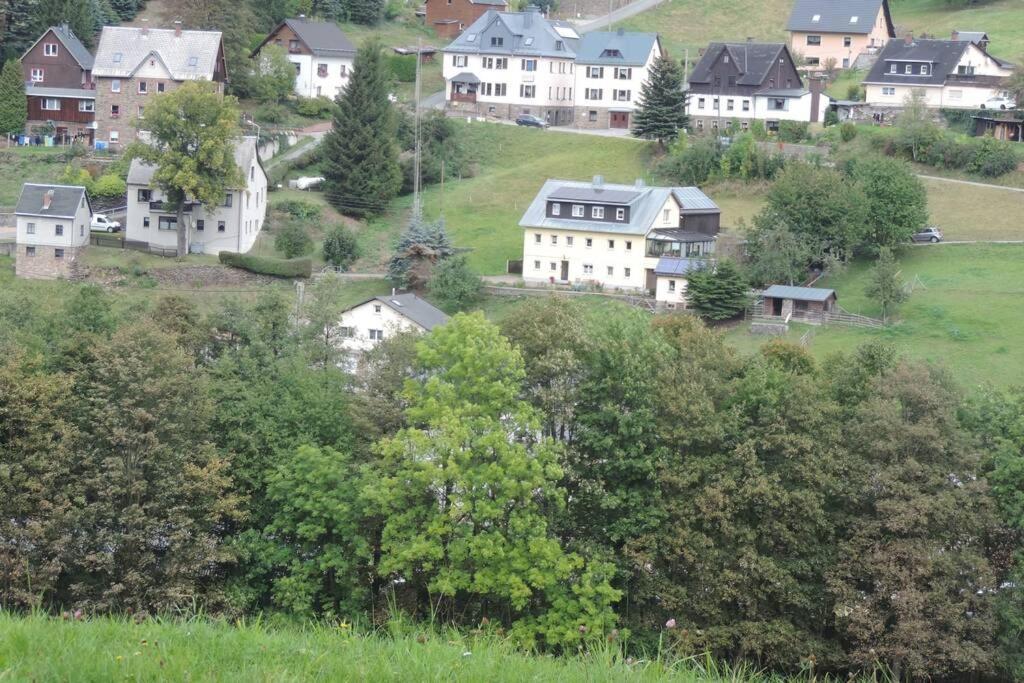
[515,114,548,128]
[911,226,943,243]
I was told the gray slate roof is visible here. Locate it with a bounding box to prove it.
[279,18,356,57]
[575,30,658,66]
[786,0,890,35]
[863,39,968,86]
[23,25,94,69]
[127,137,260,189]
[444,10,580,59]
[92,26,222,80]
[24,85,96,99]
[672,187,720,212]
[654,257,708,277]
[755,87,809,97]
[371,293,449,330]
[762,284,836,301]
[688,42,795,87]
[16,183,89,219]
[952,30,988,45]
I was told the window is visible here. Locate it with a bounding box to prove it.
[218,221,226,232]
[668,280,676,292]
[534,260,541,269]
[110,104,120,118]
[111,79,121,92]
[54,248,64,259]
[616,208,625,220]
[452,55,467,67]
[555,40,564,51]
[158,216,177,230]
[697,119,704,129]
[726,98,734,111]
[369,329,384,341]
[551,235,558,245]
[585,88,602,100]
[572,205,584,217]
[625,240,632,251]
[842,58,849,68]
[566,236,574,246]
[614,67,632,79]
[806,35,821,46]
[624,268,631,278]
[223,194,233,207]
[520,84,535,98]
[30,68,44,82]
[138,81,147,94]
[587,66,603,78]
[697,97,705,109]
[592,206,604,219]
[494,83,507,96]
[843,36,852,47]
[806,57,820,66]
[663,209,670,222]
[187,57,198,67]
[490,36,503,47]
[849,15,858,23]
[26,222,35,235]
[109,131,119,143]
[550,262,557,271]
[905,64,912,74]
[41,98,60,111]
[769,98,787,111]
[882,86,896,96]
[137,105,145,118]
[466,33,477,43]
[921,64,929,75]
[112,52,123,63]
[138,189,152,202]
[521,59,537,72]
[811,13,820,21]
[890,63,898,73]
[196,219,204,231]
[535,233,542,243]
[25,246,35,257]
[44,42,58,56]
[551,203,561,216]
[585,238,593,247]
[55,224,64,236]
[607,266,614,276]
[607,239,615,249]
[495,58,507,69]
[583,264,594,274]
[612,89,630,101]
[957,65,975,76]
[339,327,354,338]
[294,63,301,74]
[589,110,597,122]
[317,63,328,78]
[523,37,534,47]
[79,225,84,236]
[742,99,750,111]
[713,97,719,110]
[143,217,150,228]
[483,57,493,69]
[79,100,94,112]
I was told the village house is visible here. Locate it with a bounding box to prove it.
[21,24,96,144]
[251,18,356,99]
[443,9,581,125]
[686,42,830,132]
[573,30,661,129]
[425,0,508,40]
[786,0,894,71]
[124,137,266,255]
[519,177,719,307]
[91,22,226,150]
[862,35,1015,109]
[337,293,449,353]
[14,183,92,280]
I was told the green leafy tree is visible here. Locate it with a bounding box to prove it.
[133,82,243,257]
[250,44,296,103]
[178,0,259,98]
[274,219,313,258]
[686,260,749,320]
[894,88,941,162]
[427,255,482,312]
[0,59,27,136]
[745,223,813,286]
[322,225,359,270]
[657,136,721,185]
[632,55,688,147]
[364,313,620,646]
[843,155,927,252]
[1008,60,1024,108]
[864,247,907,322]
[322,40,400,217]
[90,173,126,199]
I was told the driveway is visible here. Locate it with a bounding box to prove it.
[454,116,645,139]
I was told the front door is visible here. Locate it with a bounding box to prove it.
[645,268,657,293]
[772,298,783,316]
[610,112,629,128]
[560,260,569,281]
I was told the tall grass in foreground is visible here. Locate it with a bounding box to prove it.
[0,612,888,682]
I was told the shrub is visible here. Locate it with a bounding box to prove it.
[778,121,810,143]
[274,198,323,221]
[59,164,93,192]
[428,255,482,311]
[322,226,360,270]
[969,135,1019,177]
[295,96,334,119]
[824,109,839,127]
[925,135,974,170]
[387,55,417,83]
[254,103,289,124]
[274,220,314,258]
[219,252,312,278]
[658,137,721,185]
[90,174,127,199]
[840,122,857,142]
[846,83,863,101]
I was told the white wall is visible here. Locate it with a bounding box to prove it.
[290,54,353,99]
[655,274,688,305]
[338,300,428,353]
[753,92,829,122]
[16,201,91,248]
[864,82,1006,108]
[573,41,660,112]
[443,51,576,111]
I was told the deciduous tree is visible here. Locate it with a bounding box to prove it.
[864,246,908,322]
[843,155,927,252]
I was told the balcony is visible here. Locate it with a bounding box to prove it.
[450,91,477,103]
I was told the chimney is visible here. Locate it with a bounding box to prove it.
[140,18,149,36]
[174,20,182,37]
[592,174,604,188]
[809,76,823,123]
[951,30,959,41]
[524,9,533,27]
[42,189,54,210]
[904,31,913,45]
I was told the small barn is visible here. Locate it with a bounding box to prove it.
[761,285,837,319]
[973,114,1023,143]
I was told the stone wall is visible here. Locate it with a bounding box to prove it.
[14,244,83,280]
[574,107,610,129]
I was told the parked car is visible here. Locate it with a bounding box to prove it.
[90,214,121,232]
[515,114,549,128]
[980,95,1015,110]
[912,226,943,243]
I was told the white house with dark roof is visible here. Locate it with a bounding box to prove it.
[251,18,356,99]
[863,35,1014,108]
[786,0,894,70]
[14,183,92,280]
[443,8,581,124]
[573,30,661,129]
[338,293,449,353]
[520,177,719,305]
[125,137,266,255]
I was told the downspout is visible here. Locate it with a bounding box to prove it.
[236,189,242,253]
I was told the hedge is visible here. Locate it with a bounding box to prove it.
[219,251,313,278]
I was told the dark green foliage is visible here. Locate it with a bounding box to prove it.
[864,246,908,321]
[219,252,313,278]
[274,219,314,258]
[254,103,290,124]
[777,120,810,143]
[824,109,839,127]
[322,41,401,217]
[969,134,1019,177]
[397,111,470,193]
[632,56,688,146]
[322,226,360,270]
[249,44,296,104]
[0,60,27,135]
[274,198,323,221]
[386,54,416,82]
[839,121,857,141]
[295,96,335,118]
[387,213,455,288]
[427,255,482,311]
[843,155,927,251]
[658,133,784,185]
[339,0,386,25]
[686,260,749,320]
[658,137,721,184]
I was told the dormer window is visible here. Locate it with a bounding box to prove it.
[555,40,564,50]
[921,64,929,75]
[490,36,503,47]
[905,64,912,74]
[890,63,897,73]
[592,206,604,219]
[601,49,622,58]
[572,204,584,217]
[724,55,730,63]
[551,202,561,215]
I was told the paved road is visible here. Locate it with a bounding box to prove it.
[420,90,447,110]
[573,0,666,33]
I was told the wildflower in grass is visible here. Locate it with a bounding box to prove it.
[665,618,676,629]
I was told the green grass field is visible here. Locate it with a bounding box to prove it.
[0,146,76,206]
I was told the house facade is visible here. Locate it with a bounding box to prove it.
[21,24,96,143]
[519,177,719,306]
[686,42,830,132]
[338,293,449,353]
[863,36,1014,108]
[14,183,91,280]
[125,137,266,255]
[92,22,226,150]
[425,0,508,39]
[251,18,356,99]
[443,9,581,125]
[573,30,660,129]
[786,0,894,70]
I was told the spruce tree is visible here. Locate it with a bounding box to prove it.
[0,60,27,137]
[322,40,401,218]
[687,259,749,320]
[632,55,688,147]
[341,0,385,25]
[387,212,454,288]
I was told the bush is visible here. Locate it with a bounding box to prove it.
[925,135,974,170]
[840,122,857,142]
[824,109,839,127]
[428,255,482,311]
[969,135,1019,177]
[219,251,313,278]
[90,173,127,199]
[59,164,93,192]
[658,137,721,185]
[846,83,863,101]
[778,121,810,143]
[274,199,323,221]
[387,55,417,83]
[322,226,360,270]
[274,220,314,258]
[254,103,289,124]
[295,96,334,119]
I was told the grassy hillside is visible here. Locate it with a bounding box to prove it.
[0,613,776,682]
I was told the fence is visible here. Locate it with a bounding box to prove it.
[90,234,124,248]
[748,299,884,329]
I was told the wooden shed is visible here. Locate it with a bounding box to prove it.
[761,285,837,319]
[973,114,1023,143]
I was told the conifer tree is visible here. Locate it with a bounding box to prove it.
[387,212,454,288]
[0,60,27,136]
[687,260,749,320]
[322,40,401,218]
[632,55,688,147]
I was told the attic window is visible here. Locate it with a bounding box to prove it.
[811,14,820,22]
[556,40,564,50]
[524,37,534,46]
[723,55,729,63]
[491,36,503,46]
[466,33,477,42]
[601,48,621,58]
[113,52,123,63]
[188,56,198,66]
[850,15,858,22]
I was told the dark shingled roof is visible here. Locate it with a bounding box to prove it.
[23,25,94,69]
[688,42,796,87]
[374,294,450,331]
[15,183,89,219]
[786,0,893,35]
[863,39,969,86]
[253,18,355,58]
[547,186,641,205]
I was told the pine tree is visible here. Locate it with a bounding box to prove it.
[387,212,454,288]
[0,60,27,136]
[322,40,401,218]
[340,0,384,25]
[687,260,749,320]
[632,55,688,147]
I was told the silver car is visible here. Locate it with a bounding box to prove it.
[912,226,943,243]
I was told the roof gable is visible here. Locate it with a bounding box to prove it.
[92,26,223,80]
[689,42,799,88]
[864,38,972,86]
[346,293,450,331]
[445,10,579,58]
[253,18,356,58]
[576,31,659,66]
[16,183,90,219]
[786,0,892,35]
[22,25,95,69]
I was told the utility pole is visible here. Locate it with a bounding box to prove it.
[440,158,445,218]
[412,38,423,219]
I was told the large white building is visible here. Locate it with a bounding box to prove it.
[573,30,661,129]
[863,35,1015,108]
[338,293,449,353]
[125,137,267,255]
[14,183,92,280]
[251,18,356,99]
[520,177,720,307]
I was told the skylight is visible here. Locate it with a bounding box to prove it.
[524,37,534,46]
[188,56,198,66]
[113,52,123,63]
[811,14,820,22]
[850,15,858,23]
[466,33,477,42]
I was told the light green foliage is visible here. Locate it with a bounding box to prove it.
[632,56,688,146]
[0,59,27,135]
[864,247,908,321]
[427,255,482,312]
[744,224,812,287]
[250,45,296,104]
[58,164,94,193]
[274,218,313,259]
[295,96,334,118]
[894,89,942,163]
[90,173,126,199]
[777,120,809,143]
[686,260,749,320]
[322,225,360,270]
